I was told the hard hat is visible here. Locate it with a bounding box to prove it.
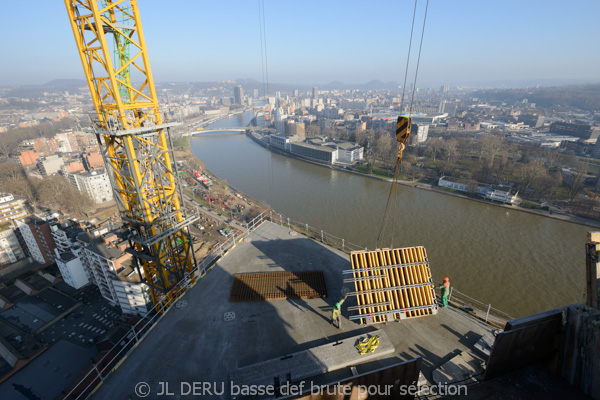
[443,277,449,281]
[335,302,341,309]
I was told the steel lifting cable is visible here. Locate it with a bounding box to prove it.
[377,0,429,249]
[258,0,274,205]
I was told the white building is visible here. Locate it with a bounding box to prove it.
[50,221,91,289]
[66,169,113,204]
[438,177,518,205]
[54,249,89,289]
[77,230,150,315]
[410,124,429,144]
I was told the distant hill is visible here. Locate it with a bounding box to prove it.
[473,84,600,112]
[43,79,87,88]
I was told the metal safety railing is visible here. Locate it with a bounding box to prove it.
[62,209,513,399]
[433,279,514,328]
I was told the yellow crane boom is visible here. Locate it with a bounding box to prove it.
[65,0,197,310]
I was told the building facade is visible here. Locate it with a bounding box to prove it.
[0,228,25,266]
[77,230,150,315]
[0,194,28,226]
[66,170,113,204]
[16,218,57,266]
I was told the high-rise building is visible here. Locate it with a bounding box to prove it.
[440,85,449,93]
[77,229,151,315]
[293,89,299,97]
[438,100,457,117]
[253,89,259,98]
[16,218,57,266]
[410,123,429,144]
[66,169,113,204]
[50,220,91,289]
[312,86,318,100]
[234,85,244,105]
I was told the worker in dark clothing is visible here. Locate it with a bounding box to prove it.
[436,277,450,307]
[331,294,348,328]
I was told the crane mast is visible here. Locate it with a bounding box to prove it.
[65,0,197,310]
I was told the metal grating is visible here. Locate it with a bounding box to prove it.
[229,271,327,302]
[347,247,437,324]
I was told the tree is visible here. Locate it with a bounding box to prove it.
[479,135,505,167]
[425,138,444,162]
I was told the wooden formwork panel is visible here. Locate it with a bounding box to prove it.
[348,247,437,324]
[229,271,327,302]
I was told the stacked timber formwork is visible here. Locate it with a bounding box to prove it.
[347,247,437,324]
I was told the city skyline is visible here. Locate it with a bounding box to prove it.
[1,1,599,87]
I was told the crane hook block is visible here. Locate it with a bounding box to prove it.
[396,116,411,144]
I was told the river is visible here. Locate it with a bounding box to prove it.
[190,110,589,317]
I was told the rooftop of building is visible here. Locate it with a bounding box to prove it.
[0,339,98,400]
[93,221,496,399]
[115,258,142,283]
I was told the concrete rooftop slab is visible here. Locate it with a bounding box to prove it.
[92,221,495,399]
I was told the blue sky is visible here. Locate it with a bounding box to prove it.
[1,1,599,87]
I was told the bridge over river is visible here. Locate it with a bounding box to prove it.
[182,127,245,136]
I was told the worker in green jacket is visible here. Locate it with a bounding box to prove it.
[436,277,450,307]
[332,294,348,329]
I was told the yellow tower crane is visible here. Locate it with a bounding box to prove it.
[64,0,197,311]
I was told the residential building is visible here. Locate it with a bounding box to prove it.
[410,123,429,144]
[37,155,65,177]
[312,86,318,100]
[18,150,40,166]
[549,121,592,139]
[16,218,57,266]
[0,194,29,225]
[77,230,150,315]
[0,226,25,266]
[438,101,457,117]
[82,150,104,170]
[50,220,91,289]
[66,169,113,204]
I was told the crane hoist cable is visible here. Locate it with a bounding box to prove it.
[257,0,274,205]
[376,0,429,249]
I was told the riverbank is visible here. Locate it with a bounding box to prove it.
[246,129,600,229]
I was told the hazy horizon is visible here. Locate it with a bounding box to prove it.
[1,1,599,87]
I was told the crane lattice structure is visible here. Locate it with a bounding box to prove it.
[65,0,197,310]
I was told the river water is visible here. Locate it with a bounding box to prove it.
[191,111,589,317]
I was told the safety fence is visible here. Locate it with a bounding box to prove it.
[63,209,513,399]
[431,278,514,328]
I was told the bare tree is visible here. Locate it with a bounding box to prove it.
[425,138,444,162]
